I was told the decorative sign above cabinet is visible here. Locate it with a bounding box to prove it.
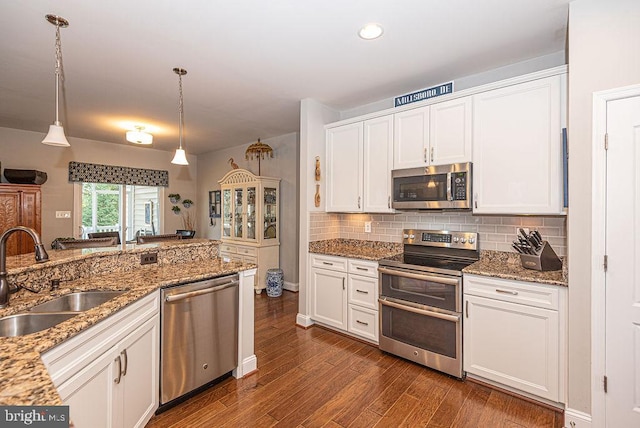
[394,81,454,107]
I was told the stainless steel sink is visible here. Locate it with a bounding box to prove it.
[29,291,126,313]
[0,312,78,337]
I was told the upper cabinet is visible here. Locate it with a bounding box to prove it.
[472,75,564,214]
[326,115,394,213]
[393,96,472,169]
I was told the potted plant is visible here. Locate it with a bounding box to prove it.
[171,205,181,215]
[168,193,181,204]
[182,199,193,208]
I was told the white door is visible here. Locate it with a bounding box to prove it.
[310,267,347,330]
[393,105,429,169]
[363,115,394,212]
[326,123,363,212]
[429,96,472,165]
[605,95,640,427]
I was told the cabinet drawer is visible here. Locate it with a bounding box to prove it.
[309,254,348,272]
[463,274,559,310]
[236,246,257,257]
[348,259,378,277]
[348,304,378,343]
[348,275,377,309]
[220,244,237,254]
[243,255,257,264]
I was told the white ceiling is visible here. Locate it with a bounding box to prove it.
[0,1,569,155]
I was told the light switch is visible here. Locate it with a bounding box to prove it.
[56,211,71,219]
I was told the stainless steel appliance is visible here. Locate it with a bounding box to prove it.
[159,274,239,407]
[392,162,472,210]
[378,229,479,378]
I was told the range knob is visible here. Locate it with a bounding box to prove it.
[453,237,459,243]
[409,234,415,239]
[460,238,467,244]
[403,234,409,239]
[468,237,475,244]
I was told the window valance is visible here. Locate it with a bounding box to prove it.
[68,161,169,187]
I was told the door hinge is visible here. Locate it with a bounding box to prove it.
[604,255,608,272]
[604,375,608,393]
[605,133,609,150]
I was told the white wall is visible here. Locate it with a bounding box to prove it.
[567,0,640,416]
[0,127,197,247]
[196,133,300,283]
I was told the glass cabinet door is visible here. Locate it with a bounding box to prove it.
[234,187,243,238]
[264,187,277,240]
[247,187,256,240]
[222,189,232,238]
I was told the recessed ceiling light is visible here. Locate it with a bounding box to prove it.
[358,23,384,40]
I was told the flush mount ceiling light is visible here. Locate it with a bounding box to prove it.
[171,67,189,165]
[358,23,384,40]
[126,126,153,145]
[42,14,71,147]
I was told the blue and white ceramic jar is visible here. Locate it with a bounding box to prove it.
[266,268,284,297]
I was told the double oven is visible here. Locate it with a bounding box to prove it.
[378,229,479,378]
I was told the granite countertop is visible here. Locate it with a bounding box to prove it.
[309,239,403,261]
[0,253,253,406]
[463,250,567,287]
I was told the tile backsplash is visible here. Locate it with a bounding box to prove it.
[309,211,567,256]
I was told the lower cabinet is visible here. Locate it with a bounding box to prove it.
[43,292,159,428]
[220,242,278,293]
[309,254,379,343]
[463,274,566,404]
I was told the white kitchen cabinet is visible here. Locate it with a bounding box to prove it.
[219,169,280,293]
[463,274,566,404]
[393,105,430,169]
[326,116,393,213]
[309,254,379,343]
[393,97,472,169]
[43,292,159,428]
[429,96,472,165]
[472,75,565,214]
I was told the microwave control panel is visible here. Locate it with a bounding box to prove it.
[452,172,467,200]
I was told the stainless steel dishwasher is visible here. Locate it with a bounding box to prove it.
[159,273,239,407]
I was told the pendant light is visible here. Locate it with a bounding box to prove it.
[171,67,189,165]
[42,14,71,147]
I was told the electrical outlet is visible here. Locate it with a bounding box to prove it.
[55,211,71,219]
[364,221,372,233]
[140,252,158,265]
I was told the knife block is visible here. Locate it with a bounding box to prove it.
[520,241,562,271]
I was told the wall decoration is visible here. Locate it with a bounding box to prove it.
[209,190,221,218]
[315,184,321,208]
[228,158,239,169]
[315,156,321,181]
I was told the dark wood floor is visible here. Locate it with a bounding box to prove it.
[147,291,563,428]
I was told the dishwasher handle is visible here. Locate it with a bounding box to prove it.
[165,280,239,303]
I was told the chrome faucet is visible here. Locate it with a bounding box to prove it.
[0,226,49,308]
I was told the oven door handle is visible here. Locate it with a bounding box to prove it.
[379,297,460,322]
[377,267,460,286]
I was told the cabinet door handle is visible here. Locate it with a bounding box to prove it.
[322,261,333,266]
[114,355,122,384]
[358,197,361,209]
[495,289,519,295]
[465,300,469,318]
[342,278,345,290]
[356,289,369,294]
[424,148,428,163]
[474,193,478,210]
[356,320,369,326]
[121,349,128,377]
[430,147,434,163]
[388,196,391,209]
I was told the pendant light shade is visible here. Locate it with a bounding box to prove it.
[171,148,189,165]
[171,67,189,165]
[42,14,70,147]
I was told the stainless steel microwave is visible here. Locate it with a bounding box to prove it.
[392,162,472,210]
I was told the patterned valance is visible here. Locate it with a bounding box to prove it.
[68,162,169,187]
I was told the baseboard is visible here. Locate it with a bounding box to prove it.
[296,313,314,328]
[284,281,299,292]
[564,408,592,428]
[232,355,257,379]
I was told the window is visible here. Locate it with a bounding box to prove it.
[75,183,163,242]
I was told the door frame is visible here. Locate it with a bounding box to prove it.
[591,83,640,428]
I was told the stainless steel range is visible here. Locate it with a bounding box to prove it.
[378,229,479,378]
